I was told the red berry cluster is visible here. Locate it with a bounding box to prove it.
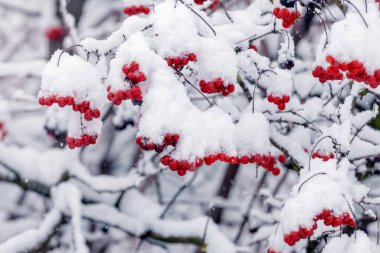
[267,94,290,110]
[161,152,281,176]
[376,0,380,9]
[313,55,380,88]
[107,61,146,105]
[45,26,65,41]
[135,133,180,153]
[267,249,279,253]
[283,209,355,246]
[0,122,7,141]
[66,134,97,149]
[123,5,150,16]
[165,53,197,69]
[273,7,300,28]
[199,78,235,96]
[312,152,334,161]
[38,96,100,121]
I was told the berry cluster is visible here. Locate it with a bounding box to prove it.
[199,78,235,96]
[66,134,97,149]
[161,152,281,176]
[107,61,146,105]
[123,5,150,16]
[135,133,180,153]
[267,94,290,110]
[38,96,101,121]
[267,249,279,253]
[313,55,380,88]
[312,151,334,161]
[273,7,300,28]
[283,209,355,246]
[0,122,7,141]
[45,26,65,41]
[165,53,197,69]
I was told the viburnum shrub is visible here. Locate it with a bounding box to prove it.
[2,0,380,252]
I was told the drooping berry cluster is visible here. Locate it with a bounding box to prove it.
[267,94,290,110]
[273,7,300,28]
[313,55,380,88]
[45,26,65,41]
[199,78,235,96]
[0,122,7,141]
[283,209,355,246]
[66,134,98,149]
[123,5,150,16]
[165,53,197,69]
[135,133,180,153]
[38,96,101,121]
[161,152,281,176]
[107,61,146,105]
[312,151,334,161]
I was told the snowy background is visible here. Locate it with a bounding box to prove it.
[1,0,380,253]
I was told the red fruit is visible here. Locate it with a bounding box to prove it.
[282,95,290,103]
[267,94,274,103]
[107,92,115,101]
[326,55,335,65]
[324,215,334,226]
[332,216,343,227]
[188,53,197,61]
[322,209,331,218]
[280,8,289,18]
[249,45,258,51]
[177,169,187,176]
[114,99,122,105]
[143,7,150,14]
[272,168,280,175]
[273,7,281,18]
[92,109,101,118]
[82,134,90,145]
[240,155,249,164]
[89,135,97,144]
[45,26,65,41]
[172,134,180,144]
[278,103,286,110]
[115,90,123,100]
[348,219,356,227]
[214,78,223,88]
[45,97,53,106]
[84,112,93,121]
[227,84,235,93]
[169,160,179,171]
[278,154,286,163]
[38,97,45,105]
[195,158,204,167]
[131,86,142,99]
[161,155,171,166]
